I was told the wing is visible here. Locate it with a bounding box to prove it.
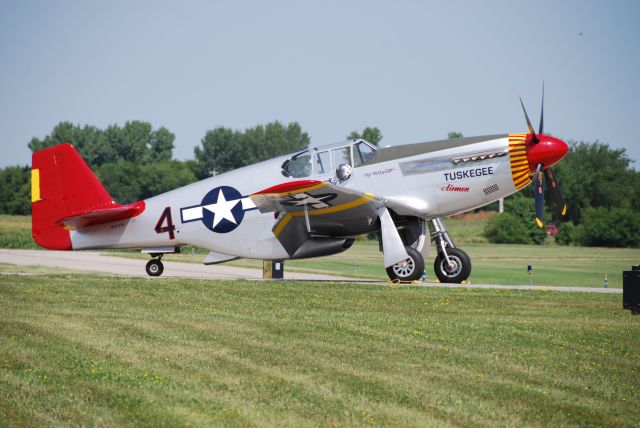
[250,180,383,257]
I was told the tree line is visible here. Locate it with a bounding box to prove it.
[1,120,315,209]
[0,121,638,247]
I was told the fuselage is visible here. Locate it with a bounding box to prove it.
[70,134,532,259]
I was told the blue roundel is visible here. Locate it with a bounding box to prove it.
[200,186,245,233]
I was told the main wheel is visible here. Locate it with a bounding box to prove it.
[386,246,425,282]
[146,259,164,277]
[434,248,471,283]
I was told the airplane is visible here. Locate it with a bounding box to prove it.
[31,97,568,283]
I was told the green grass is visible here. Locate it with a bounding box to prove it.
[0,215,37,249]
[0,274,638,427]
[465,244,639,289]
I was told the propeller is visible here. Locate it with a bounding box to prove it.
[519,84,568,228]
[519,97,538,143]
[538,82,544,135]
[533,164,545,228]
[544,168,567,217]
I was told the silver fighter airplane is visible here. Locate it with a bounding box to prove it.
[31,100,568,282]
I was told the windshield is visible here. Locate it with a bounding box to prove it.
[354,141,376,166]
[282,151,312,177]
[281,140,377,177]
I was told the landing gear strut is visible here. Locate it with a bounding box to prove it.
[146,255,164,277]
[431,218,471,283]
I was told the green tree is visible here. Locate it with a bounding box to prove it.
[554,222,575,246]
[448,131,463,139]
[484,212,532,244]
[28,121,175,169]
[193,121,309,179]
[96,161,196,204]
[29,122,103,165]
[95,162,143,204]
[483,193,548,244]
[347,127,383,146]
[552,141,637,223]
[138,161,196,200]
[193,127,243,179]
[0,166,31,215]
[148,127,175,163]
[573,207,640,248]
[504,193,548,244]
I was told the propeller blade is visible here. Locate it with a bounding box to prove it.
[533,164,545,228]
[544,168,567,217]
[519,97,538,143]
[539,82,545,135]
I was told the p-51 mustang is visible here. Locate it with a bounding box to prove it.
[31,98,568,283]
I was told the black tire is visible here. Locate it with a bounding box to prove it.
[434,248,471,283]
[386,246,425,282]
[146,259,164,277]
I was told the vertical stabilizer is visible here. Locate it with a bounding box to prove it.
[31,144,123,250]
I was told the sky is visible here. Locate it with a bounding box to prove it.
[1,0,639,168]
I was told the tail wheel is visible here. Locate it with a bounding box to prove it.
[386,246,425,282]
[434,248,471,283]
[146,259,164,277]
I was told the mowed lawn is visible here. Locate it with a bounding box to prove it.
[1,274,638,427]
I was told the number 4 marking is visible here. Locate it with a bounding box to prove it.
[155,207,175,240]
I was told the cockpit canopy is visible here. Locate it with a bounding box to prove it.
[281,139,377,178]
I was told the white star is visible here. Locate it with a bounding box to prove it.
[203,190,240,229]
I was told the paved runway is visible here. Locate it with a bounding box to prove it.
[0,249,622,293]
[0,249,354,281]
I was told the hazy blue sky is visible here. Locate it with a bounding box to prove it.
[1,0,638,168]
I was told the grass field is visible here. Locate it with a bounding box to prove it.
[0,215,37,249]
[1,274,638,427]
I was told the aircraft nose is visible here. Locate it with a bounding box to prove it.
[525,135,569,170]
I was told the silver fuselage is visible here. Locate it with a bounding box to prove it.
[71,135,523,259]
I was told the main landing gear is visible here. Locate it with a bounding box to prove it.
[385,217,471,283]
[386,246,425,282]
[146,255,164,277]
[431,218,471,283]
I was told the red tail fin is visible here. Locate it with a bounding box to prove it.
[31,144,145,250]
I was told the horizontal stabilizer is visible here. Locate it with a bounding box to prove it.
[58,202,146,229]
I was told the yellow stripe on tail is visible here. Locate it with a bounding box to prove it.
[31,169,41,202]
